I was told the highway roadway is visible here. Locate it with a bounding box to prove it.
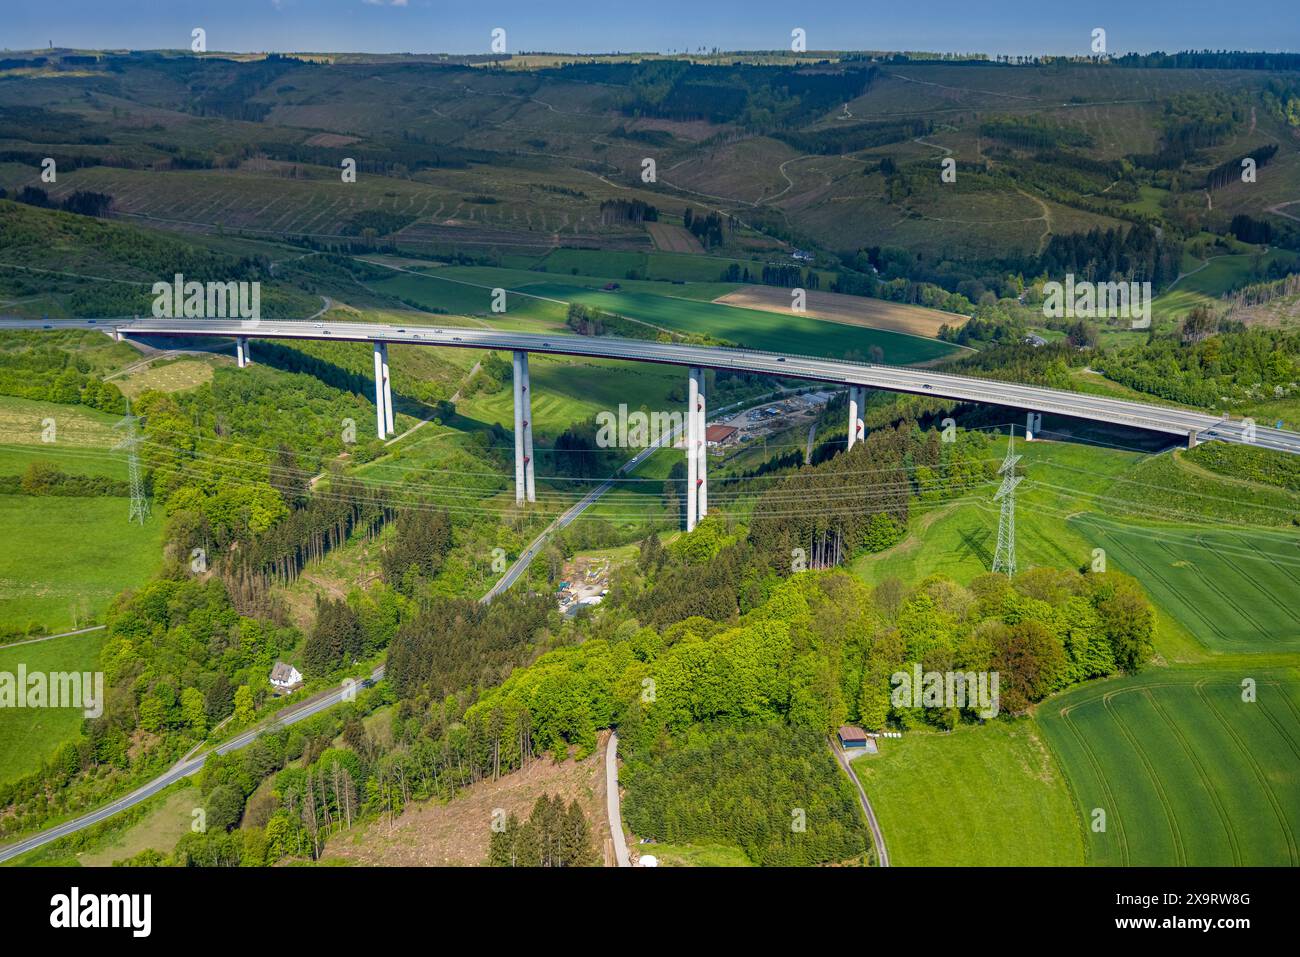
[0,665,383,864]
[6,315,1298,451]
[89,317,1300,453]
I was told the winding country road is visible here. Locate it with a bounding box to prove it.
[0,665,383,863]
[829,737,891,867]
[606,731,631,867]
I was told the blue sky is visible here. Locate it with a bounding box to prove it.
[4,1,1298,56]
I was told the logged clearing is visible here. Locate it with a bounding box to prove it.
[647,221,705,254]
[303,132,361,148]
[713,285,966,339]
[115,358,217,398]
[323,732,615,866]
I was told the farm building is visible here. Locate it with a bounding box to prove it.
[705,424,738,447]
[838,725,869,750]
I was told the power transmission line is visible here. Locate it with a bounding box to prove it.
[113,398,150,526]
[992,428,1023,577]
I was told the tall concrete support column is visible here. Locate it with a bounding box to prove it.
[513,351,535,504]
[521,352,535,503]
[686,368,700,532]
[847,386,866,450]
[236,337,248,369]
[380,342,394,437]
[694,367,707,520]
[373,343,387,438]
[1188,430,1199,450]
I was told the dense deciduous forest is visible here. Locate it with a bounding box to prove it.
[1097,325,1300,409]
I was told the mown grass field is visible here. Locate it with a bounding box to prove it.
[0,395,121,449]
[77,784,200,866]
[0,630,104,783]
[644,842,755,866]
[0,494,164,634]
[853,721,1085,866]
[1038,669,1300,866]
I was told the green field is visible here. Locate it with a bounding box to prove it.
[0,630,104,783]
[523,284,959,365]
[77,784,200,866]
[1070,516,1300,653]
[853,436,1144,587]
[1153,249,1300,323]
[852,436,1300,661]
[643,842,755,866]
[377,262,959,366]
[1038,669,1300,866]
[0,494,164,634]
[459,353,682,434]
[853,721,1085,866]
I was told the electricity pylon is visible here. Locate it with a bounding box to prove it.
[114,398,150,525]
[991,430,1022,577]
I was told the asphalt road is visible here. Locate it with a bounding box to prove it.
[606,731,631,867]
[6,316,1296,450]
[79,316,1300,452]
[0,665,383,864]
[829,737,890,867]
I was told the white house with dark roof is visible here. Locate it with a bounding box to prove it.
[270,662,303,691]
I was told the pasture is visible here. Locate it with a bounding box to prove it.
[1153,249,1300,324]
[852,721,1084,866]
[0,494,164,635]
[0,629,104,783]
[1038,669,1300,866]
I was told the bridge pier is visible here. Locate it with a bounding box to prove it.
[372,343,390,438]
[694,367,707,522]
[381,342,394,437]
[236,337,250,368]
[846,386,866,450]
[1188,430,1199,449]
[513,351,535,504]
[1025,412,1042,440]
[686,367,707,531]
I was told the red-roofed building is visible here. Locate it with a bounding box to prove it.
[705,424,738,446]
